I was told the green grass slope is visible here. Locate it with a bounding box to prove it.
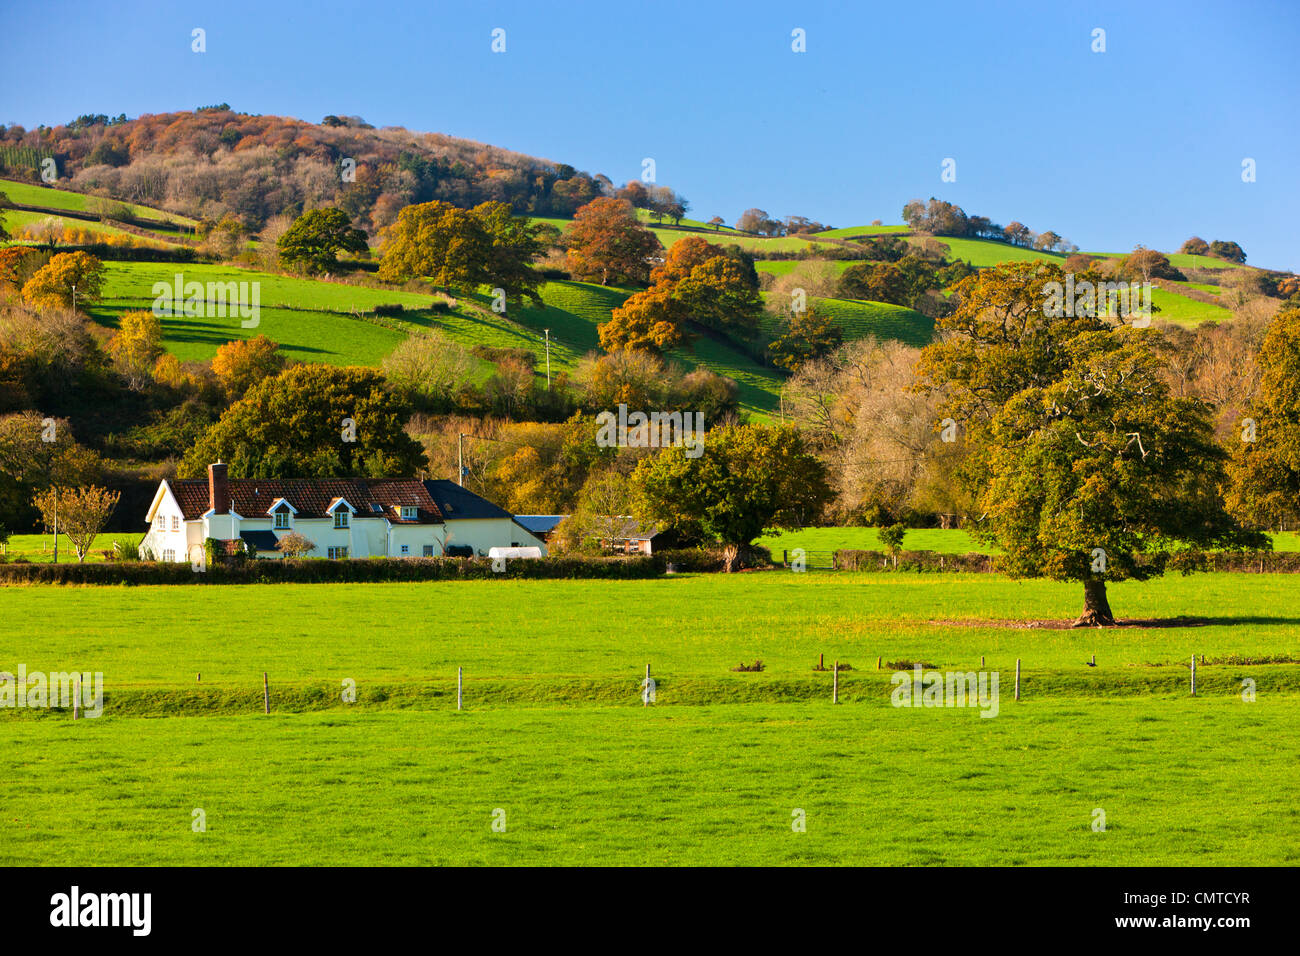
[86,263,786,415]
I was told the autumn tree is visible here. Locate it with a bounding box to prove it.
[1226,307,1300,531]
[470,200,548,306]
[381,330,475,409]
[488,416,613,514]
[211,335,287,399]
[598,237,761,353]
[736,208,781,235]
[768,308,843,371]
[32,485,120,562]
[917,262,1265,626]
[631,423,831,571]
[275,531,316,558]
[377,201,492,290]
[1121,248,1184,283]
[179,364,427,479]
[1179,236,1210,256]
[1003,222,1032,247]
[21,252,105,310]
[107,310,164,390]
[563,198,661,286]
[0,412,103,550]
[277,207,369,274]
[600,287,688,353]
[1209,240,1247,263]
[1035,231,1062,252]
[552,469,635,553]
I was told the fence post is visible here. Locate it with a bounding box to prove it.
[263,672,270,714]
[644,664,650,707]
[72,678,79,720]
[457,667,463,711]
[1015,659,1021,701]
[1190,655,1196,697]
[833,661,839,704]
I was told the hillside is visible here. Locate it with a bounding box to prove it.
[83,262,787,416]
[0,109,619,232]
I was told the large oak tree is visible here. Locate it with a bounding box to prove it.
[918,262,1264,626]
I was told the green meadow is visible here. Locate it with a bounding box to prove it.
[84,262,787,415]
[2,572,1299,865]
[5,698,1298,866]
[0,177,195,225]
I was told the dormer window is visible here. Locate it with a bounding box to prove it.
[267,498,297,529]
[334,511,349,529]
[400,506,417,520]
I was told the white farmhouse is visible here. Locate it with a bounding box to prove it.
[141,463,546,566]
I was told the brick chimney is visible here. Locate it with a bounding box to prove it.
[208,461,230,515]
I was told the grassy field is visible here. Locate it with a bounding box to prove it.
[923,237,1068,268]
[3,532,142,563]
[758,526,988,555]
[2,572,1299,865]
[0,177,195,226]
[1,208,152,242]
[757,294,934,347]
[813,224,910,238]
[6,697,1297,866]
[83,262,787,415]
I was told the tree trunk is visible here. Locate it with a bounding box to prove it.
[722,543,740,573]
[1073,578,1116,628]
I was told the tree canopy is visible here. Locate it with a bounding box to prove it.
[631,423,831,571]
[917,261,1265,625]
[179,364,427,479]
[277,207,369,274]
[563,198,661,286]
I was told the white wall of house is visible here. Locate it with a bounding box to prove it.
[142,481,527,562]
[141,485,201,564]
[444,518,547,557]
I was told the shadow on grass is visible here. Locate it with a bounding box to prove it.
[931,615,1300,630]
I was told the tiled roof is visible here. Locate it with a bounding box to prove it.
[166,478,443,524]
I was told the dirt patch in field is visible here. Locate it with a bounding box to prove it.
[929,616,1217,630]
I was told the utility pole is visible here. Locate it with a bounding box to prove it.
[70,284,76,313]
[543,328,551,390]
[457,433,464,487]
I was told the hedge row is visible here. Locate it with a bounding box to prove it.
[20,242,202,263]
[0,555,664,585]
[833,549,1300,573]
[834,550,998,572]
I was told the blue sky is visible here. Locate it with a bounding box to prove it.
[3,0,1297,269]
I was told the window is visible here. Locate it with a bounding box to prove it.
[162,549,176,562]
[171,516,179,532]
[401,506,417,520]
[334,511,349,529]
[423,546,434,557]
[274,511,290,529]
[327,546,349,560]
[400,544,409,555]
